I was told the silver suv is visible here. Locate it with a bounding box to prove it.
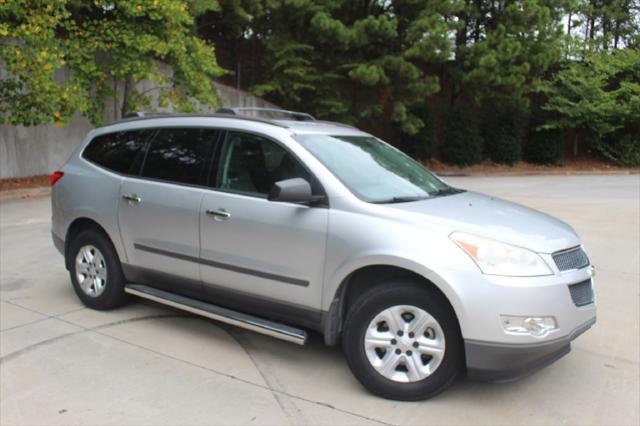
[51,108,596,400]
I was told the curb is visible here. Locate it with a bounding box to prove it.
[0,187,51,203]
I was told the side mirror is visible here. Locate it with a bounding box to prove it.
[268,178,315,203]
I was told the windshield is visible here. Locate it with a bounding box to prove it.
[295,135,452,203]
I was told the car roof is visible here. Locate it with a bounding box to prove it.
[96,112,370,137]
[270,119,368,136]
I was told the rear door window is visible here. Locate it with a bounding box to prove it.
[83,129,153,174]
[140,128,221,186]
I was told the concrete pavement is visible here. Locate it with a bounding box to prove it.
[1,175,639,425]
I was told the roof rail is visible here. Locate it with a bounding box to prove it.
[104,111,292,129]
[122,111,176,119]
[216,107,315,122]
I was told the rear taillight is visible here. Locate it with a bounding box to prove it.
[51,171,64,186]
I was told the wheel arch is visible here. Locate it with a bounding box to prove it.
[64,217,118,270]
[322,263,464,347]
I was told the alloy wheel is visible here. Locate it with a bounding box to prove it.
[75,245,108,297]
[364,304,446,383]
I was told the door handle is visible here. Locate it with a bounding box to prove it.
[122,194,141,204]
[206,209,231,220]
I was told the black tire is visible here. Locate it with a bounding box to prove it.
[68,229,128,310]
[342,280,464,401]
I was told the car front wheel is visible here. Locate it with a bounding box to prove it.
[342,280,463,400]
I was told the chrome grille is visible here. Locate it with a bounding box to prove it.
[553,247,589,272]
[568,279,594,307]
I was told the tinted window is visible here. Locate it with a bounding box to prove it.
[141,128,219,185]
[218,132,312,196]
[83,130,151,174]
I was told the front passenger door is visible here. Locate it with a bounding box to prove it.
[199,131,328,315]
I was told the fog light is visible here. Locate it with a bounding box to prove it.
[500,315,557,338]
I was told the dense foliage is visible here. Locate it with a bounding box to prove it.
[540,48,640,165]
[393,105,436,161]
[440,105,483,166]
[1,0,639,165]
[0,0,225,125]
[482,104,528,165]
[524,129,564,165]
[201,0,461,134]
[199,0,639,166]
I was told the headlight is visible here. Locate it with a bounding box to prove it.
[450,232,553,277]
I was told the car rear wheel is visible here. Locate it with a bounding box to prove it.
[68,229,128,310]
[342,280,463,400]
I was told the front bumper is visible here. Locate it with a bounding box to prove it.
[425,252,597,382]
[465,317,596,382]
[428,259,597,345]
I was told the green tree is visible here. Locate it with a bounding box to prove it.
[449,0,569,106]
[523,128,564,165]
[540,48,640,165]
[523,94,564,165]
[201,0,461,135]
[0,0,225,126]
[482,103,528,165]
[568,0,639,52]
[195,0,266,90]
[440,104,483,166]
[393,104,436,161]
[440,0,569,165]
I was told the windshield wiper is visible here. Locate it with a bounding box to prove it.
[372,188,465,204]
[372,195,430,204]
[429,187,464,197]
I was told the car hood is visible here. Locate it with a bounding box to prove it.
[385,191,580,253]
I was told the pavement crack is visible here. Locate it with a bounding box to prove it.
[0,303,87,333]
[1,315,51,333]
[225,327,307,426]
[0,328,84,365]
[1,307,388,425]
[91,326,389,426]
[0,313,187,365]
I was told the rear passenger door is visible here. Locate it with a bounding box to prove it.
[117,127,221,295]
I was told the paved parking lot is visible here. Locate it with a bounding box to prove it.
[1,175,639,425]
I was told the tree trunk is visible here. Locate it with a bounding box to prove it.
[121,77,131,118]
[584,16,590,43]
[566,12,572,60]
[474,0,482,42]
[451,10,468,106]
[113,79,118,121]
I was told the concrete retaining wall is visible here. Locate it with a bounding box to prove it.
[0,82,276,178]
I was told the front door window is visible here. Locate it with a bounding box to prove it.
[218,132,312,196]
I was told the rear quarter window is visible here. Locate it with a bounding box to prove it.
[82,130,153,174]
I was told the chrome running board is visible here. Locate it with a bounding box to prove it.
[124,284,307,345]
